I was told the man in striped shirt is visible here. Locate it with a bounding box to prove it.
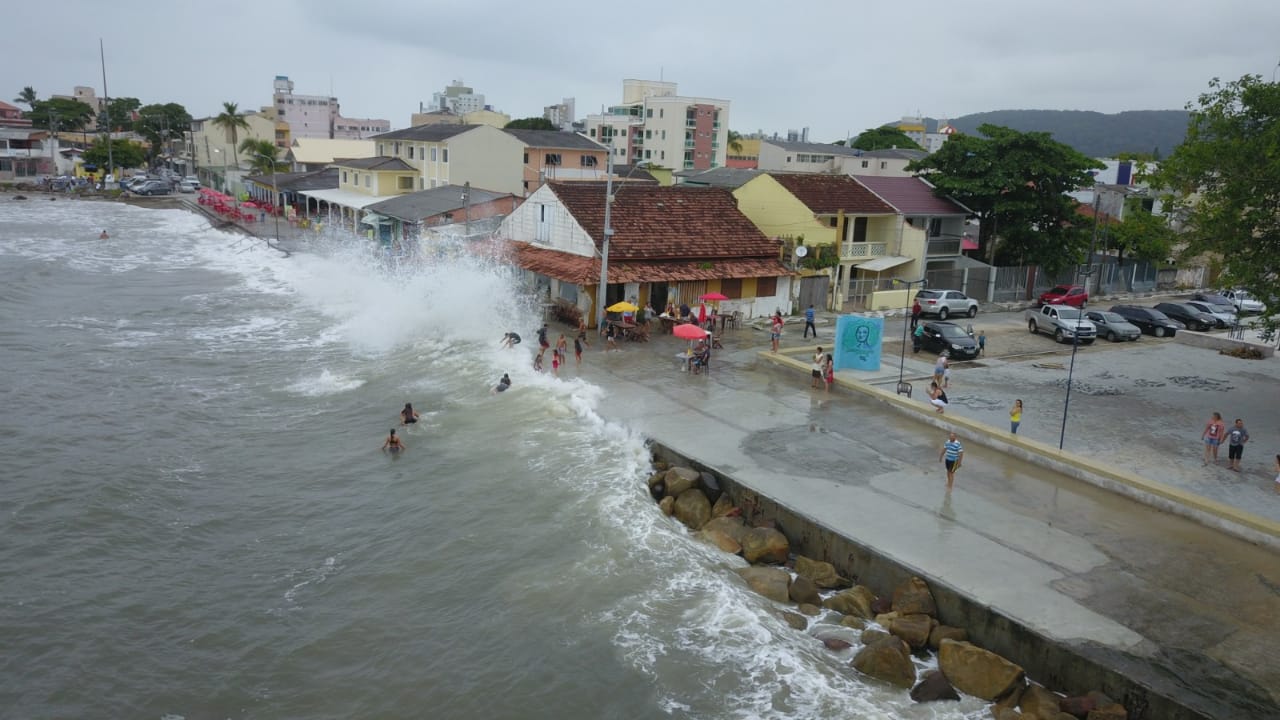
[938,432,964,489]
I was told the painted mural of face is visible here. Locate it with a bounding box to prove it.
[854,325,871,347]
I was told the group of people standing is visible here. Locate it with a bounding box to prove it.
[809,346,834,392]
[1200,412,1275,490]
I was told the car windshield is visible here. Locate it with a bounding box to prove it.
[1047,286,1071,294]
[1097,312,1125,323]
[937,326,970,339]
[917,290,940,299]
[1055,308,1082,319]
[1201,295,1232,306]
[1148,309,1170,320]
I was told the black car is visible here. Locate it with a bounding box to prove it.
[917,321,979,360]
[1108,305,1185,337]
[1153,302,1216,332]
[136,180,172,196]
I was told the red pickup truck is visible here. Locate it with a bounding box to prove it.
[1037,285,1089,308]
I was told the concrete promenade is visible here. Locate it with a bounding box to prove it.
[560,316,1280,718]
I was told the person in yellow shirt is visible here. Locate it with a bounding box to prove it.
[1010,399,1023,434]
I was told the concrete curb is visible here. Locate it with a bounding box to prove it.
[759,351,1280,551]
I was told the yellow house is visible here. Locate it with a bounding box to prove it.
[336,157,417,197]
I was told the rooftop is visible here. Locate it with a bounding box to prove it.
[365,184,513,222]
[674,167,763,189]
[766,173,897,215]
[371,124,478,142]
[333,156,416,172]
[855,176,971,216]
[502,129,604,151]
[763,139,863,157]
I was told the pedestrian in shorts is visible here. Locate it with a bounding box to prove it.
[939,432,964,489]
[1225,418,1249,472]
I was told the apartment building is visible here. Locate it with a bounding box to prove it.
[430,80,486,115]
[582,79,730,172]
[272,75,390,140]
[543,98,575,131]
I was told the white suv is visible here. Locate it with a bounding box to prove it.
[915,289,979,319]
[1219,289,1266,314]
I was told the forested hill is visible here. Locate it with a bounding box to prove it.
[946,110,1190,158]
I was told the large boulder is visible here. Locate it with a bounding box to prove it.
[993,709,1023,720]
[889,613,934,651]
[788,575,822,606]
[1059,695,1097,718]
[794,556,848,589]
[1018,684,1062,718]
[703,516,748,544]
[1086,705,1128,720]
[860,628,892,646]
[697,471,723,504]
[663,466,700,497]
[741,527,789,565]
[938,639,1026,701]
[851,634,916,689]
[698,527,741,554]
[892,576,937,617]
[710,493,736,518]
[910,669,960,703]
[735,566,791,603]
[658,496,675,515]
[839,615,867,630]
[779,611,808,630]
[673,489,711,530]
[928,624,968,650]
[822,585,875,618]
[797,603,822,616]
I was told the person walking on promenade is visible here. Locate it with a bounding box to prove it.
[1010,399,1023,434]
[823,353,834,393]
[810,346,825,388]
[803,304,817,338]
[1225,418,1249,472]
[927,381,949,414]
[910,299,921,330]
[1202,411,1226,465]
[912,324,924,353]
[939,431,964,489]
[770,312,784,353]
[932,352,948,388]
[978,329,987,357]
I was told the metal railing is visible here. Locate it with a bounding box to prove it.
[840,241,888,258]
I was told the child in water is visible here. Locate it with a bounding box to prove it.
[381,429,405,453]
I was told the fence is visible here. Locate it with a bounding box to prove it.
[926,259,1168,303]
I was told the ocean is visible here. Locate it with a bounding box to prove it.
[0,199,985,719]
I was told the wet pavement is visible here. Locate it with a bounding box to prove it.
[554,314,1280,715]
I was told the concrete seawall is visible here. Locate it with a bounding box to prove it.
[648,442,1265,720]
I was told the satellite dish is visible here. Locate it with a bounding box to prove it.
[794,246,809,258]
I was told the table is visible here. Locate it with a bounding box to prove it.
[674,352,693,372]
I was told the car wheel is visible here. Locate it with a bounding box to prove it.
[938,307,949,320]
[967,306,978,318]
[1154,326,1166,338]
[1054,328,1066,343]
[1028,320,1037,334]
[1108,331,1119,342]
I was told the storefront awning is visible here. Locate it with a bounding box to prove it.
[856,255,913,272]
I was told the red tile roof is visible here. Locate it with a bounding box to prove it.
[854,176,971,216]
[547,182,779,261]
[511,242,791,285]
[766,173,896,215]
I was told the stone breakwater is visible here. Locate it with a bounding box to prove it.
[646,454,1195,720]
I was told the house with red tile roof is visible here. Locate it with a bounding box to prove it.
[856,175,972,269]
[498,182,792,325]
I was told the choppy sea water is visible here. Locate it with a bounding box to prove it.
[0,199,987,719]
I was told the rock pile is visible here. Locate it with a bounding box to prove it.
[647,459,1132,720]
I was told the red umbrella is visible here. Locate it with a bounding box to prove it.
[700,292,729,301]
[673,323,706,340]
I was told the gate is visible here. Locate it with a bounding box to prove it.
[798,275,830,313]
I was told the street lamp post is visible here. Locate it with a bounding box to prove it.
[597,145,616,330]
[894,276,927,397]
[1059,198,1102,449]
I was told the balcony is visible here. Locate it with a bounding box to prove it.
[840,241,889,259]
[685,118,697,128]
[926,236,963,257]
[684,140,695,148]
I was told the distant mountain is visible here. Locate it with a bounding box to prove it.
[942,110,1190,159]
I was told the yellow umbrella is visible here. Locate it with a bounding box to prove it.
[606,301,639,313]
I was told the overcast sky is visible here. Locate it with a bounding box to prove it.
[7,0,1279,141]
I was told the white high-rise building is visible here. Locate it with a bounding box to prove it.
[543,97,575,131]
[583,79,730,171]
[272,75,389,140]
[431,80,486,115]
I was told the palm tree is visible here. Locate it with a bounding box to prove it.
[239,138,285,175]
[14,86,37,110]
[727,129,744,154]
[211,101,251,155]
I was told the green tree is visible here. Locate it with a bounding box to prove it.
[135,102,193,161]
[727,129,744,153]
[212,101,251,148]
[105,97,142,131]
[1156,74,1280,315]
[908,124,1103,273]
[83,137,145,171]
[13,86,37,109]
[1106,200,1176,265]
[851,127,923,152]
[504,117,558,131]
[238,138,287,175]
[27,97,96,131]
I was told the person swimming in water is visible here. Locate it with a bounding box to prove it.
[381,428,406,453]
[99,230,109,240]
[493,373,512,394]
[400,403,420,425]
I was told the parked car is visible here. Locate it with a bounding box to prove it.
[1218,289,1266,314]
[1191,292,1236,312]
[918,321,980,359]
[1026,304,1096,344]
[1108,305,1184,337]
[135,180,172,196]
[915,289,979,320]
[1184,300,1237,328]
[1153,302,1216,332]
[177,181,198,193]
[1084,310,1142,342]
[1037,284,1089,308]
[183,175,201,189]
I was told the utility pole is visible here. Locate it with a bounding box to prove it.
[47,110,58,177]
[596,143,616,329]
[463,181,471,235]
[99,38,113,181]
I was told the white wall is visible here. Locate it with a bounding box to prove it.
[498,184,596,257]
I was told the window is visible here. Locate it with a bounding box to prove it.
[646,109,653,118]
[523,152,529,164]
[661,151,665,160]
[589,128,596,137]
[659,109,664,118]
[398,176,413,190]
[442,149,448,162]
[861,160,869,168]
[880,161,887,169]
[353,172,359,185]
[523,180,529,190]
[661,130,666,140]
[720,278,742,299]
[756,276,778,296]
[394,142,401,155]
[378,144,384,155]
[545,153,562,166]
[342,170,348,183]
[580,156,597,167]
[409,146,415,159]
[645,130,652,139]
[619,129,626,137]
[644,149,651,159]
[787,156,792,162]
[430,147,437,161]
